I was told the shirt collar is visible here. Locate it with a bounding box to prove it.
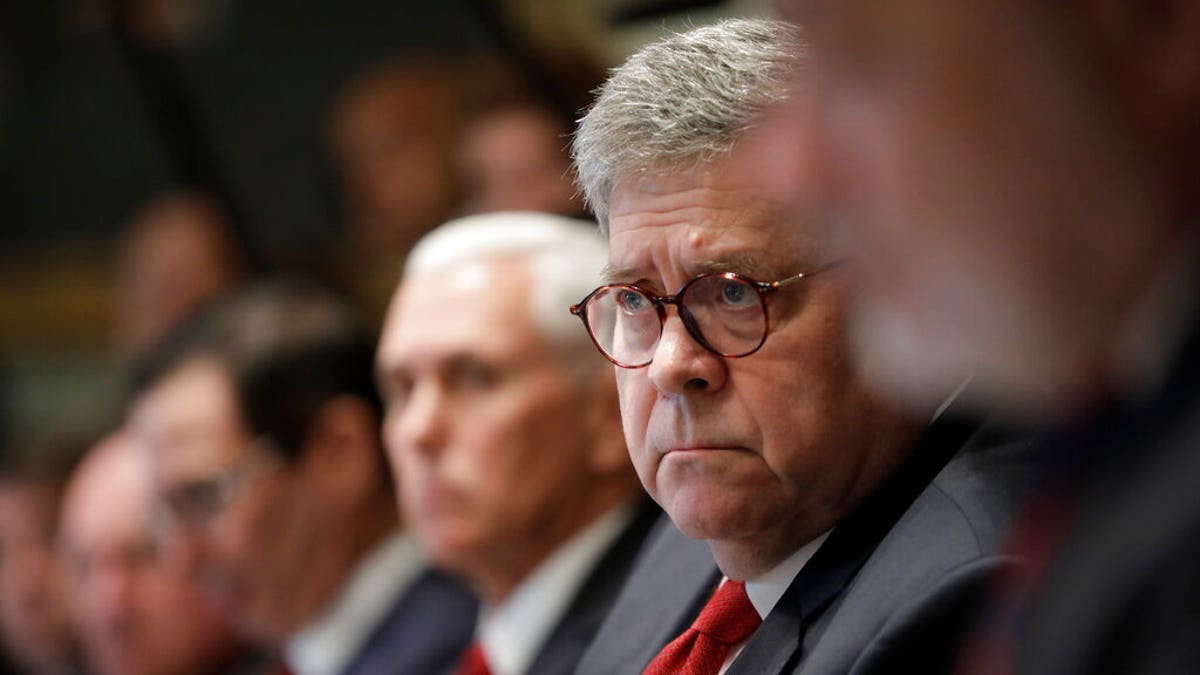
[286,532,425,675]
[478,502,637,675]
[743,528,833,619]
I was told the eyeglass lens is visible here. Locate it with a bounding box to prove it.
[584,275,768,366]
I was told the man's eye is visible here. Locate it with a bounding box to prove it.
[716,280,757,309]
[384,375,414,405]
[448,360,499,390]
[616,289,652,314]
[167,482,221,520]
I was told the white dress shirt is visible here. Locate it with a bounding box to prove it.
[719,529,833,675]
[477,503,638,675]
[285,532,425,675]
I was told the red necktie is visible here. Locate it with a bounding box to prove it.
[644,580,762,675]
[454,641,492,675]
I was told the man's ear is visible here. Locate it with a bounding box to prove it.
[299,395,385,508]
[580,367,632,477]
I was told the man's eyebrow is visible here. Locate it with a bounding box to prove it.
[600,264,640,284]
[600,253,780,285]
[690,253,774,280]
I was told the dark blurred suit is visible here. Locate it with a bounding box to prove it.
[342,569,476,675]
[1011,315,1200,675]
[522,501,662,675]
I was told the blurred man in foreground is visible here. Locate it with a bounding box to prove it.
[376,213,660,675]
[59,429,248,675]
[765,1,1200,673]
[130,279,476,675]
[570,19,1033,674]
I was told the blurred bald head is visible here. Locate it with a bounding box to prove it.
[60,430,244,675]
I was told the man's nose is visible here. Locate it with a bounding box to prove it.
[92,563,135,619]
[394,381,449,459]
[157,519,205,581]
[646,312,729,395]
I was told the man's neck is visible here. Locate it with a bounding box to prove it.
[472,485,635,605]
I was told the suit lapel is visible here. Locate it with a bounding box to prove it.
[525,500,663,674]
[728,412,983,674]
[580,518,722,674]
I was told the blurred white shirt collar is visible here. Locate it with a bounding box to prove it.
[477,502,637,675]
[286,532,424,675]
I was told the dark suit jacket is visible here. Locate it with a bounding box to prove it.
[522,500,663,675]
[341,568,477,675]
[575,414,1035,675]
[1011,316,1200,675]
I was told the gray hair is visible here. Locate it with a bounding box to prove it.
[403,211,610,378]
[573,18,805,230]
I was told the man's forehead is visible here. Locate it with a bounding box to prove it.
[384,264,538,360]
[136,365,245,471]
[775,0,824,23]
[601,251,779,284]
[605,210,816,285]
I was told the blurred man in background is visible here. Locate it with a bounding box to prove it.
[0,441,82,675]
[327,57,463,256]
[765,0,1200,673]
[130,279,476,675]
[59,428,249,675]
[456,99,582,218]
[325,56,466,317]
[377,213,660,675]
[115,189,247,358]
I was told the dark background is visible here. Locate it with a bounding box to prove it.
[0,0,763,449]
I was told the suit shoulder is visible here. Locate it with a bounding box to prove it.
[925,423,1038,557]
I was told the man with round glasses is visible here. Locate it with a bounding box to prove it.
[571,19,1034,675]
[571,268,832,368]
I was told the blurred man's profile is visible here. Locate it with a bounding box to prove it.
[377,212,660,675]
[130,278,476,675]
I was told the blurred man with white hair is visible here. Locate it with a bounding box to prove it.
[376,212,660,675]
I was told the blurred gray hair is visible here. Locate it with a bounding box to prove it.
[403,211,610,377]
[573,18,805,231]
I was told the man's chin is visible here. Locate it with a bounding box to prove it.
[663,486,758,543]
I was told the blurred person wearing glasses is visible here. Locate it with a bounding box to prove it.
[128,279,476,675]
[59,429,251,675]
[569,19,1034,675]
[376,213,660,675]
